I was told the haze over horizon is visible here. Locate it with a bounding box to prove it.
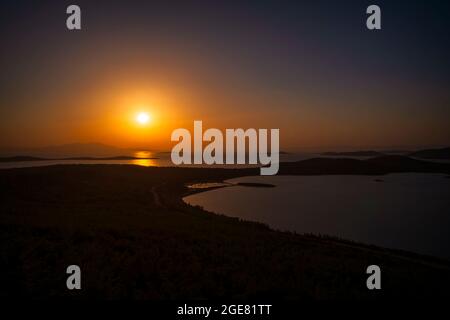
[1,0,449,151]
[1,142,449,159]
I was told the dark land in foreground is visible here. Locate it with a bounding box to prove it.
[1,155,450,299]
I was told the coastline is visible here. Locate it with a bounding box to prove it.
[1,158,450,298]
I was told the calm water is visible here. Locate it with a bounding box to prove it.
[184,174,450,259]
[0,152,311,169]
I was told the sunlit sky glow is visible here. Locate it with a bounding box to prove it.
[0,0,449,151]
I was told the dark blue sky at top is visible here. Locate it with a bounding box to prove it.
[2,1,448,79]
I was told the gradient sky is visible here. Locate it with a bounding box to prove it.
[0,0,449,151]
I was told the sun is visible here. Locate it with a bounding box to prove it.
[136,112,151,125]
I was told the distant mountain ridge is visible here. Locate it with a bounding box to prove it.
[0,155,157,163]
[321,147,450,160]
[408,147,450,159]
[278,155,450,175]
[0,143,138,158]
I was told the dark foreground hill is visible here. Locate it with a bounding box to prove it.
[1,157,450,299]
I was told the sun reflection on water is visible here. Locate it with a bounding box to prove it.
[132,151,156,167]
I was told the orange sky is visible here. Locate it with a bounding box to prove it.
[1,1,449,152]
[1,73,448,151]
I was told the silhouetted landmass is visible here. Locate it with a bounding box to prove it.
[279,155,450,175]
[1,156,450,299]
[321,150,384,157]
[0,156,47,162]
[0,155,157,162]
[236,182,276,188]
[321,148,450,159]
[0,143,134,158]
[381,149,411,155]
[408,147,450,159]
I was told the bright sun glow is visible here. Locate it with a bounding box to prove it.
[136,112,151,125]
